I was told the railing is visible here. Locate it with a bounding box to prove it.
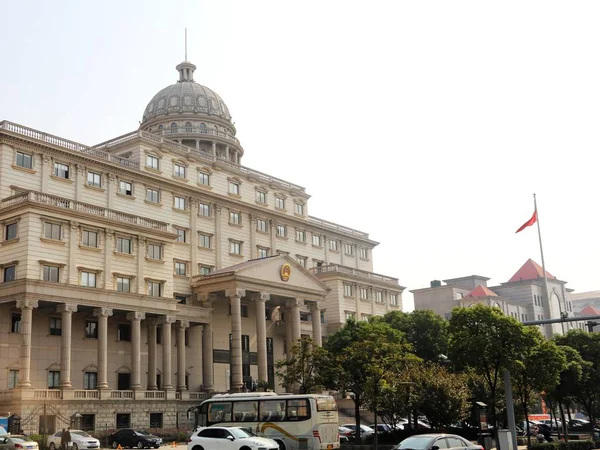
[307,217,369,239]
[188,392,208,401]
[0,121,139,169]
[143,391,166,399]
[0,390,13,400]
[1,191,170,232]
[110,390,134,399]
[175,392,182,400]
[74,390,99,399]
[34,389,62,399]
[310,264,400,286]
[155,127,241,144]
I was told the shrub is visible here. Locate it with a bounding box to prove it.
[27,435,45,447]
[529,440,594,450]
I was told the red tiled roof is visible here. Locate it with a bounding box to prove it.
[508,258,555,283]
[579,304,600,316]
[466,285,498,298]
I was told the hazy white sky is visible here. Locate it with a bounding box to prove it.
[2,1,600,310]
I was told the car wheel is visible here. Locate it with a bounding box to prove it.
[137,442,145,449]
[112,441,119,449]
[72,445,78,450]
[49,443,56,450]
[240,446,252,450]
[275,440,286,450]
[192,446,204,450]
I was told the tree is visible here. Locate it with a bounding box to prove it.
[376,310,449,362]
[275,337,329,394]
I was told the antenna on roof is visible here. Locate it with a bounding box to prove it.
[185,28,188,61]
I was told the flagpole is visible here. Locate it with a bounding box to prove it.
[534,193,564,334]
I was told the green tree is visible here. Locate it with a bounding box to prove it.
[275,336,329,394]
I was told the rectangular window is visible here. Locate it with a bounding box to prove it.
[174,164,186,178]
[344,284,353,297]
[230,211,241,225]
[390,294,398,305]
[229,181,240,195]
[199,234,211,248]
[275,196,285,209]
[276,225,286,237]
[256,191,267,204]
[345,244,354,255]
[257,219,268,233]
[258,247,268,259]
[146,155,159,170]
[11,314,21,333]
[146,188,160,203]
[156,327,162,344]
[198,171,210,186]
[174,196,186,210]
[300,313,309,322]
[116,237,132,254]
[361,314,370,322]
[149,413,163,429]
[8,369,18,389]
[297,256,307,268]
[44,222,62,240]
[241,306,249,319]
[85,321,98,339]
[87,172,101,187]
[175,295,187,305]
[49,317,62,336]
[119,181,133,196]
[16,152,32,169]
[198,203,211,217]
[147,243,161,260]
[48,371,60,389]
[116,277,130,293]
[82,230,98,247]
[295,230,306,242]
[83,372,97,390]
[53,162,69,179]
[295,202,304,215]
[118,323,131,341]
[230,241,241,255]
[345,311,355,321]
[148,281,162,297]
[5,222,17,241]
[175,228,186,243]
[175,262,187,276]
[375,291,383,303]
[329,240,339,251]
[360,287,368,299]
[4,265,16,282]
[287,399,310,420]
[312,235,321,246]
[43,265,60,282]
[199,265,212,275]
[360,248,369,259]
[81,271,96,288]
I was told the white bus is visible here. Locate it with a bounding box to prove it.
[188,392,340,450]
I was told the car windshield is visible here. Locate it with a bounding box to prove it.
[72,432,91,438]
[230,428,252,439]
[237,427,256,437]
[11,438,32,443]
[135,431,150,436]
[397,437,433,449]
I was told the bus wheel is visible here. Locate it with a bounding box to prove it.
[240,447,252,450]
[192,446,204,450]
[274,440,286,450]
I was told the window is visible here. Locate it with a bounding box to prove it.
[156,327,162,344]
[312,235,321,246]
[48,371,60,389]
[174,164,186,178]
[85,321,98,339]
[229,181,240,195]
[258,247,268,259]
[241,306,249,318]
[118,323,131,341]
[256,190,267,204]
[230,241,242,255]
[175,295,187,305]
[257,219,268,233]
[146,155,159,170]
[11,314,21,333]
[83,372,97,390]
[147,243,161,260]
[8,370,18,389]
[199,233,211,248]
[375,291,383,303]
[295,230,306,242]
[199,265,212,276]
[81,271,96,288]
[390,294,398,306]
[294,202,304,215]
[5,222,17,241]
[43,265,60,282]
[198,203,211,217]
[16,152,32,169]
[148,281,162,297]
[175,228,186,243]
[146,188,160,203]
[4,265,16,282]
[361,314,370,322]
[230,211,241,225]
[297,256,307,268]
[82,230,98,248]
[116,413,131,429]
[359,287,369,300]
[329,240,339,251]
[174,196,186,210]
[275,196,285,209]
[360,248,369,259]
[345,311,356,321]
[54,162,69,179]
[49,317,62,336]
[44,222,62,240]
[276,225,286,237]
[287,399,310,420]
[344,284,353,297]
[119,181,133,196]
[175,262,187,276]
[455,292,464,300]
[87,172,101,187]
[116,277,130,293]
[345,243,354,255]
[116,237,132,254]
[198,171,210,186]
[149,413,163,429]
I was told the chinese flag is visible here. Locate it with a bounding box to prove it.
[515,211,537,233]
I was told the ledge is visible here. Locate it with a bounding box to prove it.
[228,193,242,199]
[116,192,136,200]
[79,244,102,252]
[50,175,74,184]
[113,251,135,258]
[144,167,162,175]
[171,176,189,183]
[145,257,165,264]
[229,253,244,258]
[11,164,36,175]
[198,246,214,252]
[1,238,20,246]
[144,200,163,207]
[197,183,213,191]
[172,207,188,214]
[228,222,243,228]
[255,201,269,208]
[84,184,106,193]
[40,237,66,246]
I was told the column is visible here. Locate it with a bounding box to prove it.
[68,221,79,285]
[147,319,158,390]
[355,244,360,269]
[202,321,214,391]
[162,315,176,391]
[285,307,293,361]
[269,220,277,253]
[215,205,222,269]
[249,215,256,259]
[107,174,115,210]
[104,229,114,289]
[309,302,322,346]
[137,237,146,293]
[190,200,198,275]
[340,240,345,265]
[227,289,245,392]
[75,165,83,201]
[355,283,361,320]
[255,293,269,383]
[177,320,189,391]
[16,299,39,388]
[127,312,146,390]
[195,140,200,152]
[225,145,230,161]
[211,141,217,159]
[41,155,50,192]
[59,304,77,389]
[289,299,301,344]
[323,235,329,264]
[93,308,113,390]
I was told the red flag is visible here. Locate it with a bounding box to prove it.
[515,210,537,233]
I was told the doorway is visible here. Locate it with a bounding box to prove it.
[117,373,131,390]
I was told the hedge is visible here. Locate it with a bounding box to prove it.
[529,440,594,450]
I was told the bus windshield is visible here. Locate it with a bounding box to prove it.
[316,397,337,411]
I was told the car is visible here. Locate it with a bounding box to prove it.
[108,429,162,449]
[341,424,374,440]
[188,426,278,450]
[0,435,39,450]
[393,434,483,450]
[369,424,396,433]
[338,427,355,443]
[48,430,100,450]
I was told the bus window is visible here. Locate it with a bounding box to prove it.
[208,402,232,423]
[286,399,310,421]
[260,400,287,422]
[316,397,337,411]
[233,401,258,422]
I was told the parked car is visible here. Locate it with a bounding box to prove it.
[108,429,162,449]
[188,426,278,450]
[338,427,355,443]
[0,435,39,450]
[341,424,374,439]
[48,430,100,450]
[393,434,483,450]
[369,424,395,433]
[541,419,562,430]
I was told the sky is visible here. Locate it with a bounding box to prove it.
[2,1,600,311]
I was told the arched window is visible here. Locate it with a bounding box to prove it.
[170,123,177,134]
[185,122,192,133]
[158,125,163,134]
[199,123,206,130]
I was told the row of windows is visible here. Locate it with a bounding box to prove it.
[343,284,399,304]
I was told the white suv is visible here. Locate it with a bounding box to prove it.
[188,427,278,450]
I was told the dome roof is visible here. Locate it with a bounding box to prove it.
[141,61,232,124]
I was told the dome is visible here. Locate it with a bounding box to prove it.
[141,61,232,124]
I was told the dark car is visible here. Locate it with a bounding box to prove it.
[108,429,162,449]
[393,434,483,450]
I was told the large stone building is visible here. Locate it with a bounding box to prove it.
[0,59,404,432]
